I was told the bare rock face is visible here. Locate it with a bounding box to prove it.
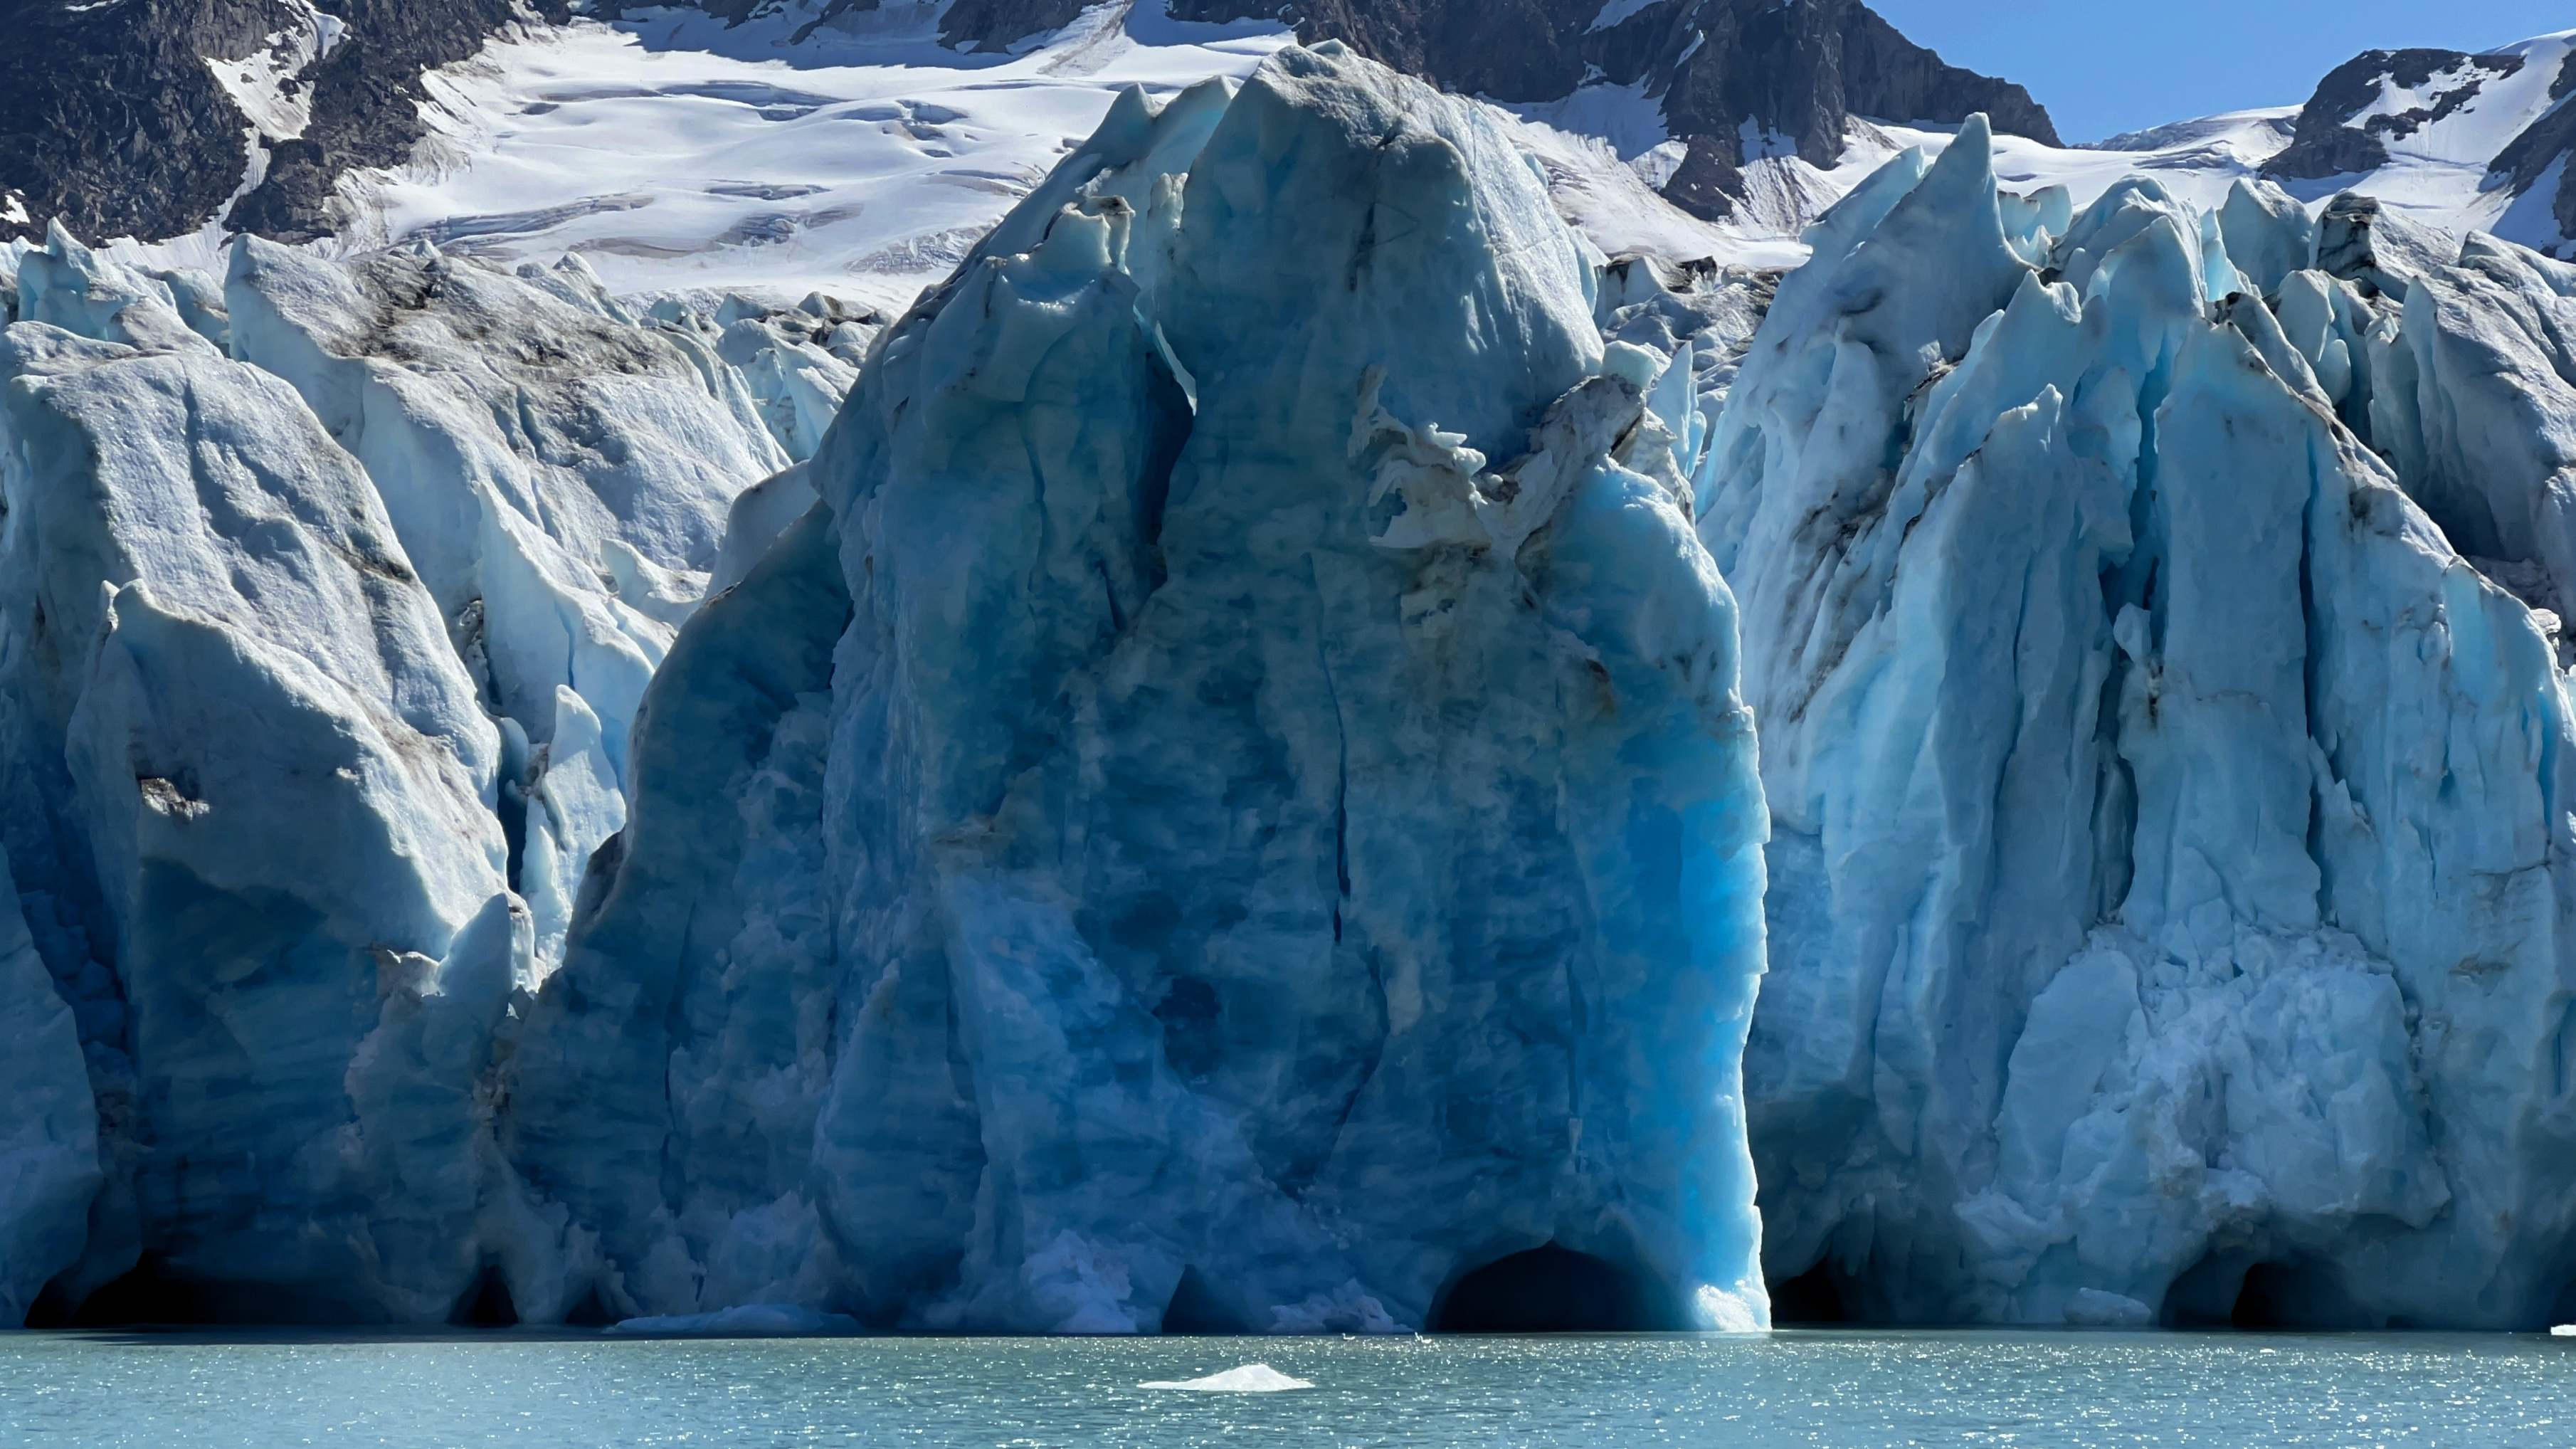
[1171,0,2060,220]
[0,0,570,247]
[230,0,576,243]
[2264,48,2525,182]
[0,0,292,244]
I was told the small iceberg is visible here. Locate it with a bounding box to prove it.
[1138,1364,1316,1392]
[608,1304,860,1337]
[2552,1325,2576,1337]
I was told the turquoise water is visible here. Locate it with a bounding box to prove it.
[4,1329,2572,1447]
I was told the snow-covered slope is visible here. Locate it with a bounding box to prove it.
[41,4,2575,309]
[2264,32,2576,259]
[286,9,2572,305]
[336,1,1294,305]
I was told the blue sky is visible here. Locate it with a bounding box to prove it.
[1869,1,2575,144]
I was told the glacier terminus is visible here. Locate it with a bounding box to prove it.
[2,24,2575,1337]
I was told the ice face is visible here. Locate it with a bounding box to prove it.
[7,46,2576,1339]
[1709,118,2576,1329]
[0,220,797,1324]
[2376,235,2576,631]
[221,236,796,983]
[0,843,96,1325]
[0,262,520,1319]
[508,49,1773,1334]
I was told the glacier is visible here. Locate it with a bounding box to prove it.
[0,219,812,1321]
[507,47,1773,1334]
[1708,125,2576,1328]
[4,38,2576,1336]
[0,235,519,1319]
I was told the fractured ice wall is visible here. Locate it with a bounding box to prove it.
[507,46,1774,1334]
[0,223,806,1323]
[223,240,793,976]
[10,44,2575,1340]
[0,845,95,1324]
[0,257,521,1318]
[1706,132,2576,1327]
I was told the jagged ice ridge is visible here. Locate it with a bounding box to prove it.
[3,42,2576,1333]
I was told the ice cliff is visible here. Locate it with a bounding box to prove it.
[507,46,1773,1334]
[1709,125,2576,1329]
[6,41,2576,1337]
[0,46,1771,1333]
[0,226,813,1320]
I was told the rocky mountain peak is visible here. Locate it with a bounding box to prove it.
[2264,46,2525,181]
[1168,0,2060,219]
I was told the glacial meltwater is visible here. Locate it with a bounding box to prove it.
[4,1330,2571,1446]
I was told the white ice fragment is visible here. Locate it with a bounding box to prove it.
[1139,1365,1316,1392]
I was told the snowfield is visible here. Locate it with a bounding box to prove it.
[343,1,1296,306]
[284,7,2576,305]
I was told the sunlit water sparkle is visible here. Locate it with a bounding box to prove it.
[4,1329,2571,1446]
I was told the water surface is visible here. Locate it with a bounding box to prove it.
[5,1328,2571,1446]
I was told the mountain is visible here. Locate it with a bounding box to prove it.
[6,3,2566,288]
[0,0,574,247]
[1160,0,2058,218]
[2262,33,2576,258]
[1,0,2051,253]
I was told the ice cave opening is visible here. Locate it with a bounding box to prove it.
[2163,1254,2365,1329]
[28,1260,218,1328]
[1427,1245,1686,1334]
[450,1266,520,1329]
[1765,1262,1853,1327]
[1159,1268,1250,1335]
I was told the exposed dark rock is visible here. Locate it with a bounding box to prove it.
[2264,47,2523,182]
[1170,0,2060,219]
[933,0,1092,51]
[1661,137,1747,221]
[0,0,569,246]
[0,0,290,243]
[233,0,574,243]
[2313,191,2454,301]
[2488,52,2576,248]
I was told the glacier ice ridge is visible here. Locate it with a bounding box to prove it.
[1,43,2575,1334]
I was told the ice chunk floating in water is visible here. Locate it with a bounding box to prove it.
[1138,1365,1316,1393]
